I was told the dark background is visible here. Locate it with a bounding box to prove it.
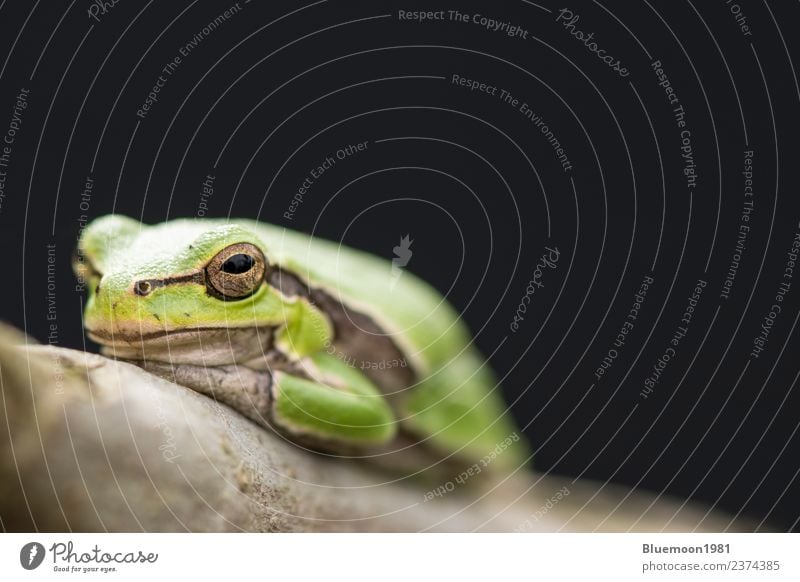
[1,0,798,530]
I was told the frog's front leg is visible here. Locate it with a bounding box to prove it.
[139,351,397,450]
[270,351,397,447]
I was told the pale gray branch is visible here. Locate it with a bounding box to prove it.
[0,323,748,532]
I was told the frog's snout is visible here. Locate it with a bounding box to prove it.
[84,271,149,329]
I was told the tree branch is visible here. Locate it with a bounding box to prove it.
[0,323,748,532]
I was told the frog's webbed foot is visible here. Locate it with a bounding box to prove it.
[137,360,273,429]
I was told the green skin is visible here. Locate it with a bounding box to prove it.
[74,215,528,470]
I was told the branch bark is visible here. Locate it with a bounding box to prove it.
[0,323,748,532]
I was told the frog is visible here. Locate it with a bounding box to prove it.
[73,215,528,472]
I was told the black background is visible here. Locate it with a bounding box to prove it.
[1,0,799,530]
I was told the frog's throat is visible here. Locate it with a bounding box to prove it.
[88,325,276,367]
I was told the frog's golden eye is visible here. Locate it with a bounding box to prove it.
[205,242,267,300]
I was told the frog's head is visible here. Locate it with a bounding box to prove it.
[73,215,293,365]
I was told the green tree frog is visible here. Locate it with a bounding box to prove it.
[73,215,528,471]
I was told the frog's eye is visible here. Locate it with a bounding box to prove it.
[205,243,267,300]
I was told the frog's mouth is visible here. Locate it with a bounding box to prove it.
[86,324,275,366]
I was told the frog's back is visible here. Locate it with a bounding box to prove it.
[246,220,528,467]
[246,220,470,371]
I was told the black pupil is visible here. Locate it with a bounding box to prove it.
[221,254,255,274]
